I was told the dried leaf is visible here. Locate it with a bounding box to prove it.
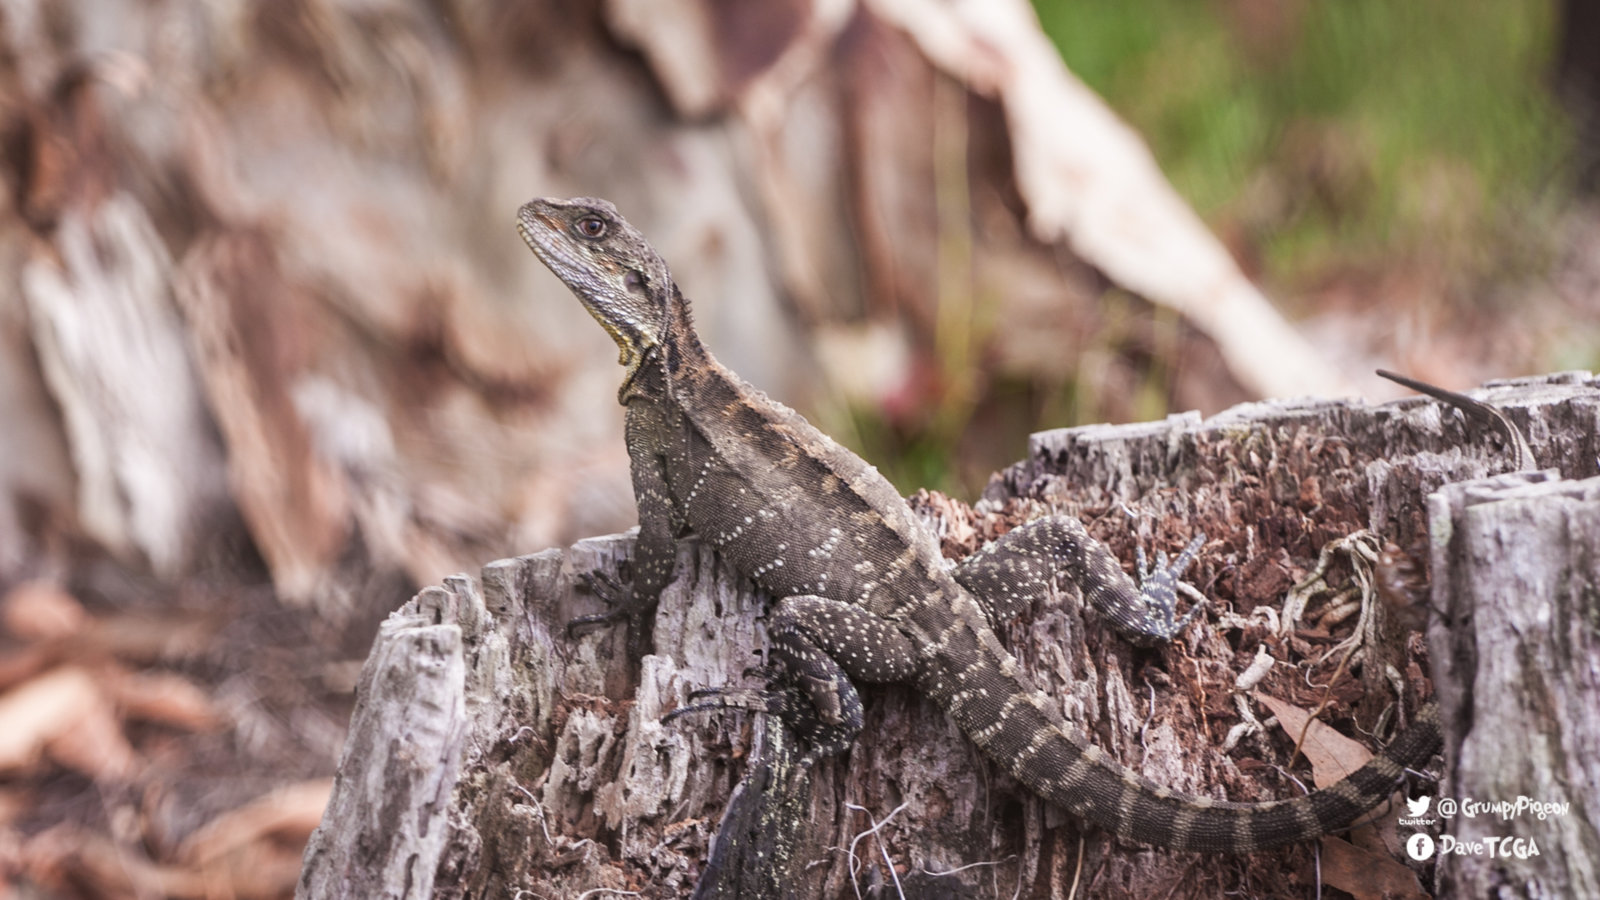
[177,779,333,865]
[1254,692,1373,788]
[104,667,222,731]
[22,824,208,899]
[0,645,55,694]
[1317,835,1429,900]
[25,816,311,900]
[45,692,137,781]
[86,611,219,664]
[1,581,87,641]
[0,666,109,773]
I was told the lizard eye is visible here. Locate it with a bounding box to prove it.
[574,216,607,239]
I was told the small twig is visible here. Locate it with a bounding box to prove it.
[1215,604,1280,633]
[844,801,910,900]
[1176,580,1208,607]
[1292,633,1361,767]
[1157,860,1202,900]
[510,782,555,846]
[1065,832,1085,900]
[1222,692,1265,753]
[1138,678,1157,755]
[1234,643,1276,692]
[1280,531,1378,637]
[1316,533,1381,665]
[1314,833,1323,900]
[1271,531,1387,764]
[1271,765,1311,796]
[921,855,1016,876]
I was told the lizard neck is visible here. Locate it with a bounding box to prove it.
[618,283,705,404]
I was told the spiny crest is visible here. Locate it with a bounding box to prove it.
[516,196,681,361]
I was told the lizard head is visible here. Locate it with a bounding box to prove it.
[517,197,675,374]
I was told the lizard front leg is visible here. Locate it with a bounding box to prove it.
[570,404,685,643]
[955,517,1205,645]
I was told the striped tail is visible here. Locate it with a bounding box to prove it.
[933,638,1441,852]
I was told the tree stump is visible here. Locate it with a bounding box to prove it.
[298,372,1599,899]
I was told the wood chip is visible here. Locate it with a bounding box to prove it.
[1,581,87,641]
[0,666,133,776]
[177,778,333,866]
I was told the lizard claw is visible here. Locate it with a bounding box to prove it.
[664,688,785,723]
[1138,534,1203,584]
[666,680,854,765]
[566,569,638,636]
[741,664,784,682]
[1129,533,1207,644]
[579,569,628,603]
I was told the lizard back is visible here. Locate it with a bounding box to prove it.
[661,348,955,622]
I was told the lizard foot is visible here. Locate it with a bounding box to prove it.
[664,688,785,722]
[666,683,856,766]
[1127,533,1207,644]
[566,570,646,636]
[796,721,861,767]
[668,670,811,721]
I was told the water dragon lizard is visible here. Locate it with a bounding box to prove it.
[516,196,1441,855]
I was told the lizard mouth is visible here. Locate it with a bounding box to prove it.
[516,207,641,366]
[515,213,562,267]
[516,213,595,293]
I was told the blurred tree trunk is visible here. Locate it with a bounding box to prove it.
[300,374,1599,898]
[1,0,1343,611]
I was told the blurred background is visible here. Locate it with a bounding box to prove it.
[0,0,1593,895]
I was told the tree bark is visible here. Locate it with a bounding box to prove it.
[299,372,1599,899]
[1427,474,1600,896]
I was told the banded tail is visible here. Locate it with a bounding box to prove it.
[933,630,1440,852]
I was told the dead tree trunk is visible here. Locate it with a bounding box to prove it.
[1426,473,1600,896]
[298,372,1599,900]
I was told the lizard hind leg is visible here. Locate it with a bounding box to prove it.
[663,670,863,766]
[766,595,922,762]
[1126,532,1207,644]
[955,516,1207,645]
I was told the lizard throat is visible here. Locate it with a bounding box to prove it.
[587,311,656,402]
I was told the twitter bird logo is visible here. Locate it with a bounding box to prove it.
[1406,796,1430,817]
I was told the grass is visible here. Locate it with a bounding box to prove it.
[1031,0,1573,291]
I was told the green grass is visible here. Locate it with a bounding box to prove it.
[1032,0,1573,290]
[830,3,1579,497]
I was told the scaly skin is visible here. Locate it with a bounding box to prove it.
[517,196,1440,853]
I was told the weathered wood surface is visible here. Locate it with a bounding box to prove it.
[299,372,1599,899]
[1427,474,1600,898]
